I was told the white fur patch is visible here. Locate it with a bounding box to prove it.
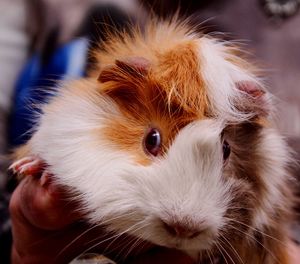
[253,128,292,229]
[197,37,264,121]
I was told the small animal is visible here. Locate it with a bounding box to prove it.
[10,18,295,263]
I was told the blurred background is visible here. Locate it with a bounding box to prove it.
[0,0,299,262]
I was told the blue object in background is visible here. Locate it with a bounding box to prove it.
[9,38,89,147]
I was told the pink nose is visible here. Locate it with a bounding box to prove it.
[163,221,202,239]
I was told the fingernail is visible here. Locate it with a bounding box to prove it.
[8,164,17,174]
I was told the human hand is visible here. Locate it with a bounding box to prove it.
[9,157,194,264]
[9,159,93,263]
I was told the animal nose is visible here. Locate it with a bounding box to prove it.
[163,221,202,239]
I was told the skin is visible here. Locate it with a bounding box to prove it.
[9,171,194,264]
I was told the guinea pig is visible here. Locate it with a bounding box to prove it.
[10,18,295,263]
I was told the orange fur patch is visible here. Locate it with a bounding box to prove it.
[98,40,209,164]
[90,18,270,166]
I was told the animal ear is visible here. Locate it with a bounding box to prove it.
[98,56,150,83]
[98,57,150,114]
[235,81,270,117]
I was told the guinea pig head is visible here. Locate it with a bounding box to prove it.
[28,22,292,259]
[82,41,277,253]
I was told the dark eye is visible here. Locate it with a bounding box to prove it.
[223,140,231,161]
[144,128,161,156]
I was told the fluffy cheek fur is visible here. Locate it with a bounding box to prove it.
[113,120,231,251]
[29,90,232,252]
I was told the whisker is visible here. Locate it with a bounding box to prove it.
[224,217,284,245]
[226,206,255,211]
[67,219,145,262]
[121,235,145,260]
[216,239,236,264]
[219,234,244,264]
[56,212,138,259]
[206,248,214,264]
[77,221,147,261]
[56,224,99,259]
[224,223,279,263]
[214,241,229,264]
[101,221,147,255]
[78,212,139,247]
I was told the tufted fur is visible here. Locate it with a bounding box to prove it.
[15,18,294,263]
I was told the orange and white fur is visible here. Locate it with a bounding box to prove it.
[11,18,294,263]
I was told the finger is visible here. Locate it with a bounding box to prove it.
[9,156,44,177]
[9,156,35,173]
